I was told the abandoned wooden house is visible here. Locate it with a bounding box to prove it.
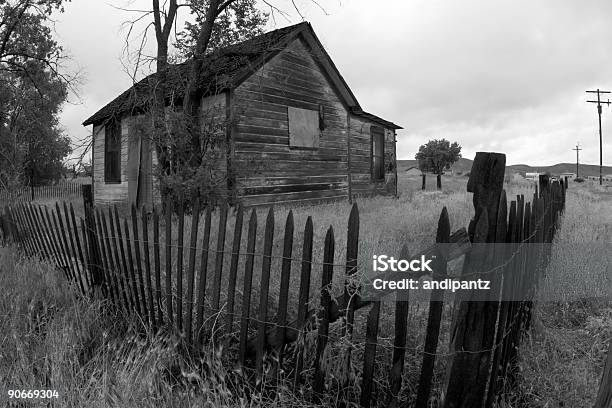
[83,22,402,207]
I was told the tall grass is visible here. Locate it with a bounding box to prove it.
[2,174,610,407]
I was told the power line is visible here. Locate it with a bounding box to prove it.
[586,89,611,185]
[572,142,582,177]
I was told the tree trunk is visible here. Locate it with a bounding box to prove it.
[152,41,171,178]
[183,0,222,166]
[436,174,442,190]
[422,173,426,190]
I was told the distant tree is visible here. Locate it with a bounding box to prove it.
[415,139,462,189]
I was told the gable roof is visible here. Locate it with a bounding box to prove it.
[83,22,401,130]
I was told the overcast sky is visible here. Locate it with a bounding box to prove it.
[55,0,612,166]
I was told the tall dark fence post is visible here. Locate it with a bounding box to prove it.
[416,207,451,407]
[387,244,411,408]
[444,152,506,408]
[81,185,103,288]
[538,174,549,198]
[82,184,93,208]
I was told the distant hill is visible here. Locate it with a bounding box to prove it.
[398,158,612,177]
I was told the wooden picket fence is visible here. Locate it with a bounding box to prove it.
[3,152,604,407]
[0,181,83,203]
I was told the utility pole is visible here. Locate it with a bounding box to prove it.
[587,89,611,185]
[572,143,582,177]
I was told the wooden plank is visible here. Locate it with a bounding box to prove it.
[238,209,257,366]
[113,206,133,313]
[94,209,114,301]
[293,215,313,389]
[497,200,518,389]
[276,210,294,368]
[165,198,173,324]
[256,207,274,379]
[239,190,348,209]
[211,203,228,320]
[79,217,94,293]
[105,207,129,309]
[83,203,104,288]
[387,245,411,408]
[415,207,451,407]
[240,182,347,196]
[131,205,148,321]
[175,201,185,332]
[141,206,155,326]
[184,199,201,343]
[360,301,381,408]
[124,216,142,316]
[70,204,90,292]
[100,208,124,308]
[225,205,244,335]
[153,208,163,325]
[32,204,52,264]
[195,206,212,345]
[485,191,510,408]
[313,226,335,397]
[50,205,75,283]
[63,202,87,295]
[340,203,360,399]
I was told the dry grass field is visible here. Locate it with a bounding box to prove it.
[0,173,610,407]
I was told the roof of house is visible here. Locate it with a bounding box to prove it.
[83,22,402,129]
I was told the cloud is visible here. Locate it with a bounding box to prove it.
[55,0,612,165]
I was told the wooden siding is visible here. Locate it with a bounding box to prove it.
[348,115,396,197]
[233,37,350,206]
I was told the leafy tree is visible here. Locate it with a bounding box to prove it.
[0,1,72,190]
[415,139,462,189]
[175,0,267,59]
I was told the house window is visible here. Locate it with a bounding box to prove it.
[371,126,385,181]
[288,106,320,149]
[104,119,121,183]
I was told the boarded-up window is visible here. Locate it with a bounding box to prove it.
[104,119,121,183]
[371,126,385,180]
[288,106,319,149]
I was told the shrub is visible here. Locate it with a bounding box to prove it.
[575,177,585,183]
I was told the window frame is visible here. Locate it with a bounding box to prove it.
[104,119,122,184]
[371,126,385,181]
